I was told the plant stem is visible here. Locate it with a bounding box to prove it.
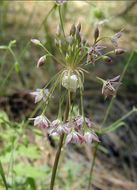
[50,134,65,190]
[87,143,99,190]
[50,92,72,190]
[58,5,65,38]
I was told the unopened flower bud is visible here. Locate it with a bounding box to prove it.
[70,24,76,36]
[37,55,46,68]
[102,56,112,63]
[76,31,81,43]
[115,48,125,55]
[94,26,99,41]
[62,72,80,92]
[31,39,41,46]
[77,23,81,32]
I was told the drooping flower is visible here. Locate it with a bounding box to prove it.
[102,75,121,98]
[49,119,71,136]
[89,45,106,56]
[74,116,95,129]
[30,88,50,103]
[84,132,100,144]
[65,131,85,144]
[87,45,106,64]
[29,115,50,128]
[111,31,123,47]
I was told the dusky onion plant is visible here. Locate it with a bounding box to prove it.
[30,1,131,190]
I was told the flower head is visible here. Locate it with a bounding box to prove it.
[102,75,121,98]
[29,115,50,128]
[84,132,100,144]
[30,88,49,103]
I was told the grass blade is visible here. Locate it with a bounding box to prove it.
[0,160,8,190]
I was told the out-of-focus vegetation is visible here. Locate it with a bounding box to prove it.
[0,1,137,190]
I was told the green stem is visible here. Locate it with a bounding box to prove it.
[0,65,14,89]
[8,47,26,86]
[40,44,64,66]
[58,5,65,38]
[38,4,57,31]
[87,143,98,190]
[50,92,72,190]
[50,133,64,190]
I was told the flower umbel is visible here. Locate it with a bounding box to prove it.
[30,22,125,190]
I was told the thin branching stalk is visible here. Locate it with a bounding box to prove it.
[8,47,26,86]
[87,143,98,190]
[58,5,65,38]
[50,92,72,190]
[50,134,65,190]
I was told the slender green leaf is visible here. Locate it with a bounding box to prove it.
[0,161,8,190]
[101,121,126,134]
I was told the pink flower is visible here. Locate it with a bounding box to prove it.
[111,31,123,47]
[29,115,50,128]
[102,75,121,98]
[30,88,49,103]
[89,45,106,56]
[65,132,85,144]
[74,116,94,129]
[84,132,100,144]
[49,119,71,136]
